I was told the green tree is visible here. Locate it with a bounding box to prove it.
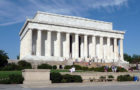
[0,50,9,67]
[124,53,132,63]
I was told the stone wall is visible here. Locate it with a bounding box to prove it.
[22,69,51,85]
[60,72,140,82]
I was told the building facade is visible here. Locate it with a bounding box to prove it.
[19,11,125,63]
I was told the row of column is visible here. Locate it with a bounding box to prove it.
[29,29,124,61]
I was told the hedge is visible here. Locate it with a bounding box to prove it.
[38,64,57,69]
[50,72,82,83]
[64,65,127,72]
[0,73,24,84]
[117,74,134,81]
[0,60,32,71]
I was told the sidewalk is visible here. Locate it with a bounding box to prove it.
[22,81,140,88]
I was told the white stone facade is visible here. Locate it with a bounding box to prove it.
[19,11,125,63]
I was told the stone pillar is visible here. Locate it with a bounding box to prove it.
[66,33,70,58]
[75,34,79,58]
[107,37,110,60]
[100,36,103,60]
[80,36,84,58]
[28,29,32,55]
[92,35,96,58]
[120,39,124,60]
[56,32,61,57]
[36,30,41,56]
[46,31,51,56]
[114,38,117,61]
[84,35,88,58]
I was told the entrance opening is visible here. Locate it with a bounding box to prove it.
[70,35,72,57]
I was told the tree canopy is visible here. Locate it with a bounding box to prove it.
[0,50,9,67]
[124,53,140,63]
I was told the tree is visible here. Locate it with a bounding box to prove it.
[0,50,9,67]
[124,53,132,63]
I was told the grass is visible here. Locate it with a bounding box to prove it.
[0,71,22,79]
[51,69,84,73]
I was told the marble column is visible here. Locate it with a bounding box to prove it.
[75,34,79,58]
[120,39,124,60]
[107,37,110,60]
[56,32,61,57]
[100,36,103,60]
[84,35,88,58]
[114,38,117,61]
[46,31,51,56]
[66,33,70,58]
[36,30,41,56]
[80,36,84,58]
[92,35,96,58]
[28,29,32,55]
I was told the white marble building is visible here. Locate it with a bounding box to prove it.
[19,11,126,63]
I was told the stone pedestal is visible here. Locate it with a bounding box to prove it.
[22,69,51,85]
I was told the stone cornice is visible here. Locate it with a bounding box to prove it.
[36,11,112,25]
[19,19,125,36]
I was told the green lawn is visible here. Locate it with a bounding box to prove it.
[0,71,22,79]
[51,69,84,73]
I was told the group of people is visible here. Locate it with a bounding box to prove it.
[104,65,118,72]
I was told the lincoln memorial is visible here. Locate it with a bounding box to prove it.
[19,11,126,63]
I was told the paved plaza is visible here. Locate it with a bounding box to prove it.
[0,82,140,90]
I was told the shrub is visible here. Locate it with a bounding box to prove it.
[2,63,21,71]
[62,74,73,83]
[50,72,62,83]
[9,74,24,84]
[64,65,72,69]
[50,72,83,83]
[0,73,24,84]
[108,75,114,78]
[38,64,52,69]
[100,76,106,79]
[117,67,127,72]
[82,66,89,71]
[117,74,134,81]
[52,65,57,69]
[73,65,82,70]
[94,66,105,72]
[18,60,32,69]
[89,67,94,71]
[71,75,82,82]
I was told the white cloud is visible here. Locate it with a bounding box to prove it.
[0,0,128,26]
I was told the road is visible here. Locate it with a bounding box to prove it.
[0,82,140,90]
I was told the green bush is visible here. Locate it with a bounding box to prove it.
[89,67,95,71]
[0,73,24,84]
[64,65,72,69]
[38,64,52,69]
[62,74,82,83]
[100,76,106,79]
[94,66,105,72]
[9,74,24,84]
[117,74,134,81]
[2,63,21,71]
[50,72,62,83]
[82,66,89,71]
[50,72,83,83]
[108,75,114,78]
[117,67,127,72]
[71,75,83,82]
[73,65,82,70]
[52,65,57,69]
[18,60,32,69]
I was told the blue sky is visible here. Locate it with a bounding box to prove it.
[0,0,140,59]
